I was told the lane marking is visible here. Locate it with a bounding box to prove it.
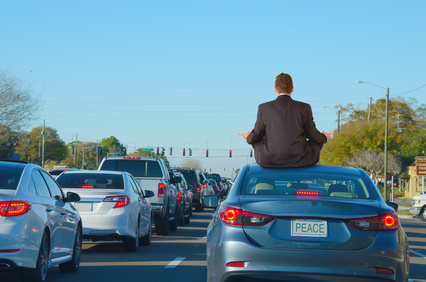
[165,257,186,269]
[410,249,426,259]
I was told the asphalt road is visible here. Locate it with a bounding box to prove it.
[2,209,426,282]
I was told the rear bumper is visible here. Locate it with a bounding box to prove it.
[207,226,409,282]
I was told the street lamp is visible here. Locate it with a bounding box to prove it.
[356,80,390,201]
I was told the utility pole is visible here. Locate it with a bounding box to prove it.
[74,134,78,167]
[41,120,45,168]
[384,87,389,201]
[368,97,372,121]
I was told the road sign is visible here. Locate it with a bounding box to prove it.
[416,156,426,176]
[142,148,154,152]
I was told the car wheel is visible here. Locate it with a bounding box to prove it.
[140,215,152,245]
[59,225,82,272]
[155,206,169,236]
[420,208,426,222]
[22,231,50,282]
[169,205,178,232]
[123,220,139,252]
[177,205,185,226]
[184,209,191,225]
[189,203,193,217]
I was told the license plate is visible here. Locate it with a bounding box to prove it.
[291,219,327,237]
[74,202,93,212]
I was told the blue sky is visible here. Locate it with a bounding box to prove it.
[1,1,425,177]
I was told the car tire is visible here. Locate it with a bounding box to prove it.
[420,207,426,222]
[184,210,190,225]
[155,207,169,236]
[169,205,178,232]
[140,215,152,245]
[22,231,50,282]
[123,220,139,252]
[189,203,193,217]
[177,205,185,226]
[59,225,82,273]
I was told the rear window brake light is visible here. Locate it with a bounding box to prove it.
[124,156,140,160]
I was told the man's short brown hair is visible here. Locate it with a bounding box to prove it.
[275,73,293,94]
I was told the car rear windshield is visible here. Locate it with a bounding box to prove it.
[56,173,124,189]
[241,171,373,199]
[100,160,163,178]
[207,174,221,182]
[0,167,23,190]
[176,170,197,183]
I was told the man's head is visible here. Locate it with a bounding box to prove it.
[275,73,293,95]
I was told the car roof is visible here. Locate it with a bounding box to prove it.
[245,164,363,176]
[101,156,160,161]
[0,160,31,169]
[59,170,126,176]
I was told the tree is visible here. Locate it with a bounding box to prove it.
[99,136,125,156]
[0,71,39,133]
[179,159,202,171]
[0,125,19,158]
[15,126,68,165]
[347,148,401,185]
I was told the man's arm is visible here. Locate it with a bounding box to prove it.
[246,105,266,145]
[304,104,327,144]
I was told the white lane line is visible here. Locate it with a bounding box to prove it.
[410,249,426,259]
[165,257,186,269]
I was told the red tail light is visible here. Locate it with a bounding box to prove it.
[196,184,201,192]
[158,183,165,197]
[203,183,207,188]
[226,261,245,267]
[124,156,140,160]
[0,249,20,253]
[177,190,182,202]
[296,190,319,196]
[0,201,31,217]
[81,184,93,189]
[103,196,129,208]
[347,212,399,231]
[219,206,274,226]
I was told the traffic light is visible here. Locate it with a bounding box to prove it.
[157,147,159,155]
[229,150,232,158]
[206,149,209,157]
[71,146,74,155]
[170,147,172,155]
[121,147,127,156]
[183,148,186,156]
[250,150,253,157]
[161,147,165,156]
[98,147,103,155]
[189,148,192,156]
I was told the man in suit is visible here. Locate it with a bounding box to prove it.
[238,73,331,167]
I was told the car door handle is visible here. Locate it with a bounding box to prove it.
[46,208,53,212]
[61,212,66,215]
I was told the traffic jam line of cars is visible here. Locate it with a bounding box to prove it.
[0,157,222,282]
[0,157,415,281]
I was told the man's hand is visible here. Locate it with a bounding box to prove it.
[238,131,250,140]
[322,131,334,140]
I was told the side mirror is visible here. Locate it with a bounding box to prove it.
[386,201,398,212]
[66,192,81,202]
[201,195,220,208]
[144,190,155,198]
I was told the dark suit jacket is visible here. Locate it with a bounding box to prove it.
[246,95,327,167]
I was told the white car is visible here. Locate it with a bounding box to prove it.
[0,160,82,282]
[56,170,154,251]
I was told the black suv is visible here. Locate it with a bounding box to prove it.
[174,168,207,212]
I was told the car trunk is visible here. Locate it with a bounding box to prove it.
[239,195,380,251]
[62,188,125,213]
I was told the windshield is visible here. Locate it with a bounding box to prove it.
[241,171,373,199]
[0,167,23,190]
[57,173,124,189]
[176,170,197,183]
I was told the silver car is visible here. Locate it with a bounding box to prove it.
[202,164,409,282]
[0,161,82,282]
[56,170,154,252]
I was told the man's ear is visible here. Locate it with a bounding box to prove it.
[290,86,294,94]
[274,87,279,95]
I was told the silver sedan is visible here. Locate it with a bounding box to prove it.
[56,170,154,252]
[0,161,82,282]
[202,164,410,282]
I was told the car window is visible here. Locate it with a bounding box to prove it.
[40,171,64,200]
[101,160,163,178]
[177,170,197,183]
[130,176,144,196]
[31,170,52,198]
[128,176,141,196]
[56,173,125,189]
[241,171,372,199]
[0,166,23,190]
